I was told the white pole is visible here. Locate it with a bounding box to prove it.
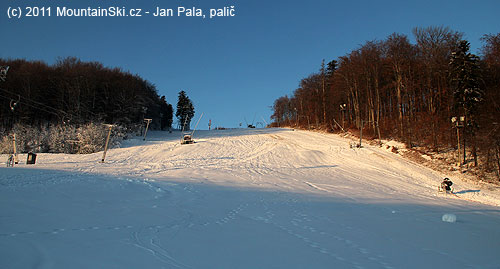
[12,133,18,165]
[359,120,363,148]
[191,112,204,137]
[101,125,113,163]
[143,119,152,141]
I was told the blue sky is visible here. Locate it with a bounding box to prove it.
[1,0,499,129]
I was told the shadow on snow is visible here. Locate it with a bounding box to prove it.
[1,166,500,269]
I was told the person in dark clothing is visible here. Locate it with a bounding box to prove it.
[441,178,453,192]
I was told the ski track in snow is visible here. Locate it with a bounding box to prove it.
[2,128,500,268]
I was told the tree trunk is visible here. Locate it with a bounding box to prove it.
[322,76,326,125]
[396,73,404,138]
[375,76,382,143]
[496,145,500,180]
[473,134,478,167]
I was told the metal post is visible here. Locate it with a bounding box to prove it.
[457,126,461,167]
[463,116,466,166]
[340,104,346,130]
[143,118,152,141]
[342,110,345,130]
[452,116,464,169]
[12,133,18,164]
[376,121,381,145]
[359,119,363,148]
[101,124,113,163]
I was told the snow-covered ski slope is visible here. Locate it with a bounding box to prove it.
[2,128,500,268]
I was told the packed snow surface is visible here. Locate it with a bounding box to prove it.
[2,128,500,268]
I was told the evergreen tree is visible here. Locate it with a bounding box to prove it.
[449,40,484,166]
[449,40,483,128]
[326,60,337,77]
[176,90,195,130]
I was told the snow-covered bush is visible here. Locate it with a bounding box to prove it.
[0,124,48,154]
[0,123,137,154]
[0,135,12,154]
[76,123,106,154]
[47,125,78,153]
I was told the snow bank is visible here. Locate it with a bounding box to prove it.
[442,213,457,223]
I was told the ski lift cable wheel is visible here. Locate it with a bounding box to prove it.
[10,95,20,112]
[0,66,9,81]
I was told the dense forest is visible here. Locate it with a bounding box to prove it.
[0,57,174,153]
[0,57,173,130]
[271,26,500,179]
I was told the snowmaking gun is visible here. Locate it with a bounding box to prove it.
[437,178,456,195]
[438,185,454,193]
[181,133,194,144]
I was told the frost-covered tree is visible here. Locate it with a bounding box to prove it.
[175,91,195,130]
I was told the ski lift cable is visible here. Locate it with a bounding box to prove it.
[0,87,100,118]
[0,88,68,116]
[0,93,65,117]
[0,91,86,122]
[0,68,96,118]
